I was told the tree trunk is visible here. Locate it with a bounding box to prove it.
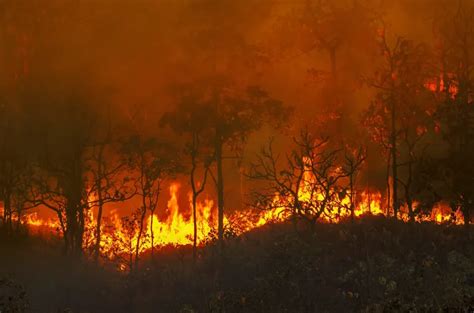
[407,196,414,222]
[349,175,355,222]
[215,134,225,254]
[390,98,398,219]
[94,146,105,262]
[135,159,147,270]
[76,205,85,257]
[385,153,391,216]
[94,196,103,262]
[2,192,6,229]
[150,208,155,260]
[56,211,68,254]
[192,193,198,262]
[66,153,85,258]
[4,190,11,234]
[462,202,471,228]
[15,202,22,232]
[406,160,415,222]
[135,204,146,270]
[65,202,77,255]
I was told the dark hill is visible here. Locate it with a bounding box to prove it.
[1,217,473,312]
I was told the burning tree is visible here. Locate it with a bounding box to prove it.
[20,81,126,257]
[341,145,366,221]
[0,5,41,235]
[87,136,135,262]
[363,29,434,220]
[211,82,290,252]
[0,102,32,234]
[107,208,147,272]
[160,91,214,262]
[248,128,356,228]
[122,135,179,268]
[163,79,290,253]
[429,0,474,226]
[270,0,378,144]
[27,88,100,256]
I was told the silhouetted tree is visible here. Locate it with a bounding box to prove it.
[431,1,474,226]
[341,145,366,221]
[364,31,433,219]
[173,79,290,253]
[0,102,30,234]
[249,128,348,228]
[161,94,214,262]
[87,138,135,262]
[23,83,99,256]
[122,135,179,268]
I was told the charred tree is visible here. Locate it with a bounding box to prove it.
[122,135,178,269]
[248,128,349,227]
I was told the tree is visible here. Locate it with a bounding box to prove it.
[248,128,349,228]
[0,2,39,235]
[0,101,30,234]
[122,135,178,268]
[167,80,290,253]
[87,138,135,262]
[161,94,214,262]
[431,0,474,226]
[22,82,100,257]
[363,31,433,219]
[81,102,136,262]
[108,208,144,273]
[341,145,366,221]
[272,0,378,141]
[295,0,377,80]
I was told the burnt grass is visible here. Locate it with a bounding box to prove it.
[0,216,473,313]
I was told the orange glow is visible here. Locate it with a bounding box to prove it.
[425,74,458,96]
[355,190,384,217]
[6,179,463,263]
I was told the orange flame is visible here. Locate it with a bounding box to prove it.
[5,179,464,263]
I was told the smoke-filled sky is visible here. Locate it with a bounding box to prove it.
[0,0,457,215]
[0,0,441,112]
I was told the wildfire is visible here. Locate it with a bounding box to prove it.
[355,191,384,216]
[146,184,214,247]
[424,74,459,96]
[7,179,463,263]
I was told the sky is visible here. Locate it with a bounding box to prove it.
[0,0,455,216]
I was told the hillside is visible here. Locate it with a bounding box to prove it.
[1,218,473,312]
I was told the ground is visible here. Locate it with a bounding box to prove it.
[1,217,473,313]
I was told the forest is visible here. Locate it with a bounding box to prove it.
[0,0,473,312]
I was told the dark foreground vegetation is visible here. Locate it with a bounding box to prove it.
[1,217,472,313]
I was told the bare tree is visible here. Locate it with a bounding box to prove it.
[161,92,214,262]
[189,135,211,262]
[122,135,178,269]
[248,128,348,229]
[432,0,474,227]
[164,81,290,254]
[364,29,433,219]
[341,146,366,221]
[87,139,135,262]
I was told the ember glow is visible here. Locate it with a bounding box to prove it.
[15,178,462,264]
[424,74,459,97]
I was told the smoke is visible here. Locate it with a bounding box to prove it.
[0,0,452,213]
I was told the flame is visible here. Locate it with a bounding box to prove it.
[145,184,214,247]
[424,73,459,97]
[355,190,384,217]
[5,177,464,264]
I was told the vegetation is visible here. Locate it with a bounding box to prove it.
[0,218,472,312]
[0,0,473,312]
